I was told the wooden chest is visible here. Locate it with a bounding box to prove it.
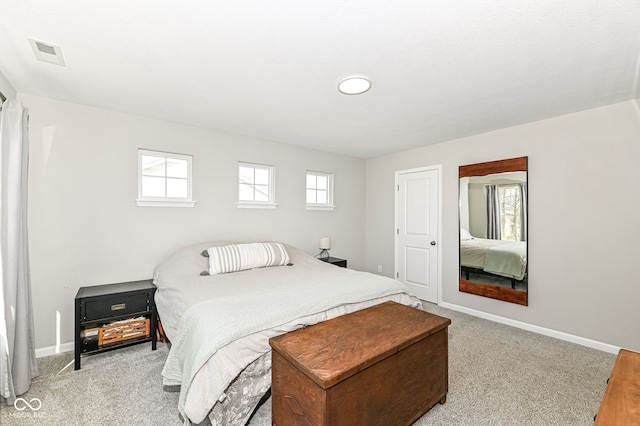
[269,301,451,426]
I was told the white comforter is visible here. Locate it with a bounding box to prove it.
[154,241,421,425]
[460,237,527,280]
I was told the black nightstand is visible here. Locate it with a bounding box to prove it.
[74,280,157,370]
[320,257,347,268]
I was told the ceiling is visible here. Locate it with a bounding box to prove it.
[1,0,639,158]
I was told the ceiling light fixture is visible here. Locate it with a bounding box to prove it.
[338,76,371,95]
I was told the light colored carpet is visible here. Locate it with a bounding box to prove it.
[0,303,616,425]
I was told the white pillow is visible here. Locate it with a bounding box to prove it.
[460,229,473,241]
[207,242,290,275]
[153,240,231,285]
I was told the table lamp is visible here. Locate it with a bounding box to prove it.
[319,237,331,259]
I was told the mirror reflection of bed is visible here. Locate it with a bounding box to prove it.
[459,157,528,305]
[460,230,527,290]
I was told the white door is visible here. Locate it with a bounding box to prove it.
[395,167,440,303]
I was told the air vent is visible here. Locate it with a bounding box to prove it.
[35,41,56,55]
[28,38,65,66]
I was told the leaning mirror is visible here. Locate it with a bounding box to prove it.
[459,157,528,306]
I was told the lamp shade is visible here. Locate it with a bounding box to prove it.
[319,237,331,250]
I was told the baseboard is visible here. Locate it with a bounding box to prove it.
[35,342,74,358]
[439,301,621,355]
[39,305,620,358]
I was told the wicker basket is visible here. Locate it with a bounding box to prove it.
[98,318,150,347]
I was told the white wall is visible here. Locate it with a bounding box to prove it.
[366,100,640,352]
[0,68,17,100]
[21,93,366,350]
[18,91,640,353]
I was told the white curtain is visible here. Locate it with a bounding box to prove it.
[519,183,528,242]
[0,99,38,405]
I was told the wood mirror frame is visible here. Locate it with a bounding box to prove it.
[459,157,528,306]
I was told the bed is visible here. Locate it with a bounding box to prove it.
[459,230,527,287]
[153,241,421,426]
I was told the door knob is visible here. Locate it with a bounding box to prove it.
[430,241,437,246]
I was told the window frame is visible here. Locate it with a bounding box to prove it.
[498,184,522,241]
[136,149,196,207]
[237,161,277,209]
[305,170,335,211]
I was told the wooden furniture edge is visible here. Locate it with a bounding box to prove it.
[594,348,640,424]
[459,279,527,305]
[459,156,527,178]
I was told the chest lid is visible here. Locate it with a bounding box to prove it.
[269,301,451,389]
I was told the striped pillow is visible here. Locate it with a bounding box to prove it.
[207,242,290,275]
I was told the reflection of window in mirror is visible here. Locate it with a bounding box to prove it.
[497,185,522,241]
[467,172,527,242]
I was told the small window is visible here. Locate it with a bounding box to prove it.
[238,162,277,208]
[136,149,195,207]
[306,171,334,210]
